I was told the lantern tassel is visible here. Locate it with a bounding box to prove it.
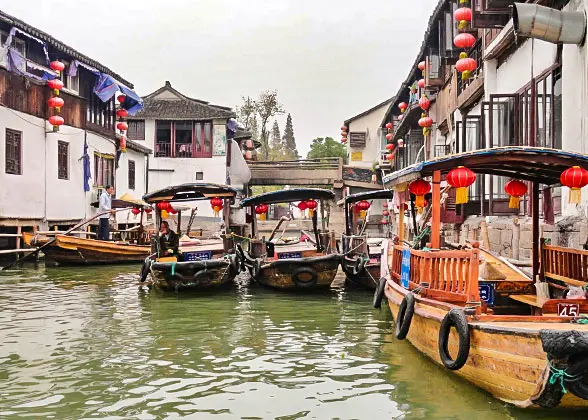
[415,195,425,209]
[309,209,314,217]
[455,187,469,205]
[260,213,266,221]
[360,210,366,219]
[508,196,520,209]
[569,188,582,204]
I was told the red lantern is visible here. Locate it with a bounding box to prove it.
[245,150,253,160]
[341,131,348,137]
[383,210,390,217]
[456,57,477,73]
[48,97,64,111]
[385,143,395,151]
[446,166,476,204]
[356,200,370,219]
[117,94,126,104]
[341,125,348,131]
[119,136,127,152]
[386,153,395,162]
[170,208,178,215]
[48,79,64,95]
[117,122,128,132]
[504,180,528,209]
[409,179,431,209]
[131,207,141,215]
[454,7,472,25]
[454,33,476,49]
[157,201,171,211]
[297,201,308,211]
[48,115,64,130]
[117,109,129,118]
[305,199,318,217]
[418,116,433,128]
[385,122,393,130]
[210,197,224,216]
[341,137,347,144]
[255,204,268,221]
[419,96,430,111]
[561,166,588,204]
[381,218,389,225]
[418,79,425,88]
[418,61,426,71]
[383,202,389,208]
[398,102,407,113]
[145,207,153,214]
[386,133,392,141]
[50,60,65,73]
[397,203,408,211]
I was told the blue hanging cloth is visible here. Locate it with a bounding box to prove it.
[83,138,91,192]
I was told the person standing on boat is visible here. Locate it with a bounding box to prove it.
[98,185,115,241]
[159,221,179,256]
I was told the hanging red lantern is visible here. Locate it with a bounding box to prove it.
[386,153,395,162]
[385,143,395,151]
[418,116,433,128]
[381,218,389,225]
[383,210,390,217]
[398,102,407,113]
[245,150,253,160]
[418,79,425,88]
[383,202,389,209]
[47,97,64,112]
[419,96,430,111]
[504,180,528,209]
[341,125,348,131]
[341,131,348,137]
[454,7,472,28]
[456,56,477,80]
[50,60,65,73]
[48,79,64,95]
[297,201,308,213]
[561,166,588,204]
[119,136,127,152]
[255,204,268,221]
[48,115,64,131]
[145,207,153,214]
[356,200,370,219]
[454,33,476,49]
[386,133,392,141]
[446,166,476,204]
[385,122,393,130]
[210,197,224,216]
[341,137,347,144]
[305,199,318,217]
[131,207,141,215]
[117,122,128,132]
[157,201,171,211]
[418,61,426,71]
[116,109,129,118]
[170,208,178,215]
[409,179,431,209]
[117,94,126,104]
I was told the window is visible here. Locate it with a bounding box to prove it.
[195,171,204,180]
[57,141,69,179]
[127,120,145,140]
[128,160,135,190]
[5,128,22,175]
[94,153,115,187]
[60,61,79,94]
[175,121,193,157]
[0,31,26,56]
[155,120,213,158]
[156,120,172,157]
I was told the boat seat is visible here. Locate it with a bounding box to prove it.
[543,272,588,288]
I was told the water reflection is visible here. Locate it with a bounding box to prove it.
[0,264,585,419]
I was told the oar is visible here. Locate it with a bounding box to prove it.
[1,208,130,270]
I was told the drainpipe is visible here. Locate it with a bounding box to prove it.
[513,3,586,45]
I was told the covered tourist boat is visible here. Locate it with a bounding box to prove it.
[378,147,588,409]
[141,183,241,292]
[238,188,339,291]
[22,194,152,265]
[340,190,394,290]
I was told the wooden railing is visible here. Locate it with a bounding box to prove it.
[391,245,480,303]
[541,244,588,287]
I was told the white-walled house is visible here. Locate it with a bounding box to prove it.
[0,10,147,248]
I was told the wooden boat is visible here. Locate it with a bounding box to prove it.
[21,194,153,265]
[340,190,394,290]
[378,147,588,409]
[141,183,241,292]
[238,188,340,291]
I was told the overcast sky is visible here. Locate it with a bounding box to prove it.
[1,0,439,155]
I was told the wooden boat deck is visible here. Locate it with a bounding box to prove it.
[478,248,531,283]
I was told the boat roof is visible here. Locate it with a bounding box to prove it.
[91,193,150,209]
[240,188,335,207]
[383,147,588,187]
[143,183,238,203]
[345,190,394,204]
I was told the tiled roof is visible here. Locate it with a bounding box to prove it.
[126,139,151,155]
[132,81,235,120]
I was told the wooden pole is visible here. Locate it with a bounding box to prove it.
[398,207,405,243]
[532,182,540,281]
[431,170,441,249]
[410,196,418,237]
[512,217,520,260]
[138,209,144,244]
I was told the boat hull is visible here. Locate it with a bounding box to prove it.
[149,258,239,292]
[341,255,380,290]
[253,254,340,290]
[385,281,588,409]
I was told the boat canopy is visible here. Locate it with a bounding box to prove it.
[91,192,151,209]
[143,183,238,203]
[344,190,394,205]
[383,147,588,187]
[240,188,335,207]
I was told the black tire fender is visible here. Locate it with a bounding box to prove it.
[236,245,246,272]
[139,259,151,282]
[228,254,239,274]
[395,293,415,340]
[353,256,367,276]
[292,266,318,288]
[438,309,470,370]
[566,355,588,400]
[373,277,387,309]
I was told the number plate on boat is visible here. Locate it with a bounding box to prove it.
[183,251,212,261]
[278,252,302,259]
[557,303,580,317]
[478,283,495,306]
[369,254,381,264]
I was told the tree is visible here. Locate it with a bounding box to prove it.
[255,90,285,160]
[236,96,256,130]
[282,113,299,160]
[270,120,281,148]
[307,137,348,163]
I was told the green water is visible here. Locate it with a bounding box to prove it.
[0,264,585,419]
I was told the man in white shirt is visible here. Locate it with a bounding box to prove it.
[98,185,115,241]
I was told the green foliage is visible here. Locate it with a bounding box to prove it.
[306,137,348,163]
[282,113,299,160]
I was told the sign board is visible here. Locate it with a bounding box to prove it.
[351,151,363,161]
[557,303,580,317]
[478,283,495,306]
[400,249,411,289]
[349,132,367,147]
[369,253,381,264]
[184,251,213,261]
[278,252,302,260]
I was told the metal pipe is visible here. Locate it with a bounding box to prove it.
[513,3,586,45]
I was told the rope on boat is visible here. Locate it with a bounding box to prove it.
[548,360,584,394]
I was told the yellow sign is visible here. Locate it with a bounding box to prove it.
[351,152,363,161]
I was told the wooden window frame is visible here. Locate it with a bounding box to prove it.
[5,128,22,175]
[128,160,136,190]
[127,120,145,141]
[93,152,115,188]
[155,120,213,158]
[57,140,69,180]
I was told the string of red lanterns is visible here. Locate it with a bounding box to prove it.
[116,94,128,152]
[48,61,65,131]
[453,0,476,81]
[385,121,395,163]
[341,125,348,144]
[417,59,434,137]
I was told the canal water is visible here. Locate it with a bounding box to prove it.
[0,265,585,419]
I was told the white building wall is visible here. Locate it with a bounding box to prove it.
[115,149,147,225]
[346,103,389,168]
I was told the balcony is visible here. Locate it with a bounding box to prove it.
[155,143,172,157]
[471,0,511,29]
[457,39,484,109]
